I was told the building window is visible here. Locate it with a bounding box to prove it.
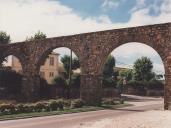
[40,71,45,78]
[49,57,54,66]
[49,72,54,77]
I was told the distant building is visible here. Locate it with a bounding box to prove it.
[11,52,62,84]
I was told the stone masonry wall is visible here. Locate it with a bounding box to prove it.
[0,22,171,109]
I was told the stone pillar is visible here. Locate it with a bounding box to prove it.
[164,74,171,110]
[21,70,41,102]
[80,74,102,105]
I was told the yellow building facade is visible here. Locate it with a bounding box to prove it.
[11,52,62,84]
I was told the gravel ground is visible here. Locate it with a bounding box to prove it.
[75,110,171,128]
[74,110,171,128]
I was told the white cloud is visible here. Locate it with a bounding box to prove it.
[0,0,114,42]
[112,43,165,74]
[111,43,159,58]
[153,63,165,74]
[1,0,171,42]
[101,0,120,9]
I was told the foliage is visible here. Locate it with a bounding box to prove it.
[26,30,46,41]
[127,80,141,88]
[52,76,67,87]
[127,79,164,90]
[0,31,10,67]
[102,55,116,87]
[102,77,116,88]
[0,99,85,115]
[63,100,71,107]
[117,79,124,94]
[49,99,64,111]
[146,79,164,90]
[119,69,133,81]
[101,98,116,105]
[49,101,58,111]
[0,104,15,114]
[34,102,46,112]
[0,31,10,44]
[71,99,84,108]
[61,55,80,78]
[103,55,115,77]
[133,56,154,81]
[16,104,25,113]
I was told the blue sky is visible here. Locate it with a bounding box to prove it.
[1,0,171,74]
[58,0,163,22]
[58,0,134,22]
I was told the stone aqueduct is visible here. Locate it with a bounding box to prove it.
[1,23,171,110]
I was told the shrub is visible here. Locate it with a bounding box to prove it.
[34,102,46,112]
[63,100,71,107]
[101,98,116,105]
[56,99,64,110]
[53,76,67,87]
[119,98,125,104]
[44,104,50,112]
[71,99,84,108]
[49,101,58,111]
[27,104,35,112]
[23,104,31,113]
[16,104,25,113]
[102,77,116,88]
[147,79,164,90]
[127,80,141,88]
[0,104,15,114]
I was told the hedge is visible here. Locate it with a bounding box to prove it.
[0,99,84,115]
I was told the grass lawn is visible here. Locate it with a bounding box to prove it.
[0,103,131,121]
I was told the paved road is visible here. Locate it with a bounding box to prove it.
[0,95,164,128]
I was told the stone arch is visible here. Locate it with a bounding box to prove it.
[1,51,26,72]
[98,32,169,75]
[35,45,83,74]
[99,41,167,75]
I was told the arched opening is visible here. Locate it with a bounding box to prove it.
[102,42,165,109]
[0,55,23,101]
[38,47,81,100]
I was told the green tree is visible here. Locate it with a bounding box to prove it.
[133,56,154,81]
[26,30,46,41]
[0,31,10,44]
[61,55,80,78]
[0,31,11,67]
[102,55,116,87]
[103,55,115,77]
[119,69,133,81]
[52,76,67,87]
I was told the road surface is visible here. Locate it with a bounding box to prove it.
[0,95,164,128]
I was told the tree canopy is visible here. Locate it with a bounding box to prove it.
[61,55,80,78]
[103,55,115,77]
[133,56,154,81]
[26,31,47,41]
[0,31,11,67]
[0,31,10,44]
[119,69,133,81]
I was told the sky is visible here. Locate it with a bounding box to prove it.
[1,0,171,74]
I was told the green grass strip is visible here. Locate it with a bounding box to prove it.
[0,103,132,121]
